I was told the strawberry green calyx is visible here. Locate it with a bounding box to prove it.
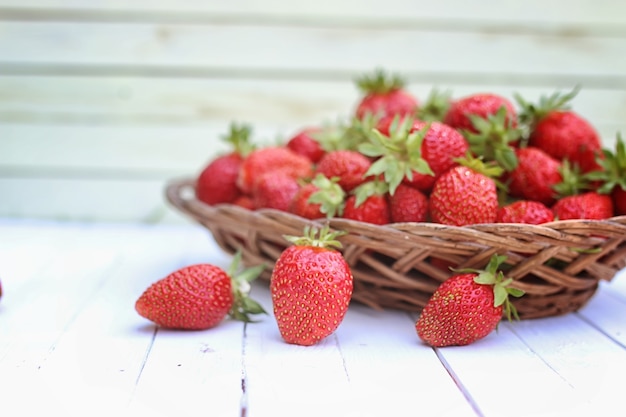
[457,255,525,321]
[464,105,520,172]
[553,159,593,198]
[283,224,347,250]
[227,251,267,323]
[585,132,626,194]
[352,178,390,208]
[415,88,452,122]
[355,68,406,95]
[515,86,580,136]
[359,116,434,195]
[221,122,256,157]
[307,174,346,218]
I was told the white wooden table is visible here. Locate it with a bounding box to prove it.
[1,219,625,417]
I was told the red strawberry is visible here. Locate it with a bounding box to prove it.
[342,180,390,225]
[354,69,419,120]
[497,200,554,224]
[289,174,345,219]
[286,127,326,163]
[506,146,562,206]
[237,146,314,195]
[585,133,626,215]
[270,225,353,346]
[429,160,501,226]
[315,149,372,192]
[444,93,517,133]
[135,253,266,330]
[416,255,524,347]
[252,171,301,211]
[389,183,429,223]
[196,123,254,205]
[552,192,614,220]
[403,120,470,192]
[517,87,603,173]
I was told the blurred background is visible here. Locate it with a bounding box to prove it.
[1,0,625,223]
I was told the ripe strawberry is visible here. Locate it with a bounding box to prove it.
[517,87,603,173]
[404,120,470,192]
[237,146,314,195]
[286,127,326,163]
[315,149,372,192]
[585,133,626,215]
[135,253,266,330]
[552,191,614,220]
[506,146,562,206]
[497,200,554,224]
[416,255,524,347]
[342,180,391,225]
[354,69,419,120]
[252,171,301,211]
[289,174,345,219]
[270,225,353,346]
[196,123,254,205]
[389,183,429,223]
[444,93,518,133]
[429,160,501,226]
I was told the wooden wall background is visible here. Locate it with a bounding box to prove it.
[1,0,625,223]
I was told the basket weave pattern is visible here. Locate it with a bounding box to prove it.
[167,178,626,319]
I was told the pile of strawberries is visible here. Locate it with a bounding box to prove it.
[135,70,626,348]
[195,70,626,227]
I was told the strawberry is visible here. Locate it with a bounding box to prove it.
[444,93,517,134]
[506,146,562,206]
[552,191,614,220]
[237,146,314,195]
[342,180,391,225]
[389,183,429,223]
[195,123,254,205]
[286,127,326,163]
[429,159,502,226]
[585,133,626,215]
[270,225,353,346]
[517,87,603,173]
[135,252,266,330]
[354,69,419,120]
[252,171,301,211]
[315,149,372,193]
[497,200,554,224]
[289,174,346,219]
[0,278,3,300]
[416,255,524,347]
[404,120,470,192]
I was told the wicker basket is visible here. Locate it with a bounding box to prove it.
[166,178,626,319]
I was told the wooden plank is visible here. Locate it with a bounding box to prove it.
[1,22,624,82]
[1,0,626,26]
[333,303,477,416]
[0,177,178,223]
[2,76,625,126]
[504,313,626,415]
[436,324,582,417]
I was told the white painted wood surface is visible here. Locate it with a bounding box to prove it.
[1,1,625,222]
[1,219,625,417]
